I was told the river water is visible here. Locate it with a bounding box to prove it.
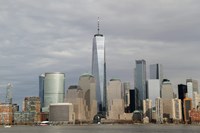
[0,124,200,133]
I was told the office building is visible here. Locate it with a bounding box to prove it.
[150,64,164,86]
[178,84,187,121]
[155,97,163,123]
[143,99,152,121]
[186,79,198,108]
[65,85,87,121]
[163,99,173,121]
[123,82,131,111]
[107,79,124,119]
[129,89,138,112]
[186,79,198,98]
[183,98,192,123]
[39,72,65,112]
[39,74,45,109]
[91,19,107,114]
[49,103,75,123]
[134,60,147,110]
[161,79,174,100]
[78,73,97,120]
[0,103,13,125]
[147,79,160,107]
[193,92,200,109]
[23,97,40,113]
[172,98,182,122]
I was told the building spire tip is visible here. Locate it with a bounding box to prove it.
[98,17,100,34]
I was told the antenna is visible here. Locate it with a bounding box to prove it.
[98,17,100,34]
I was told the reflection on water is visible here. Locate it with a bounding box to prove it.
[0,124,200,133]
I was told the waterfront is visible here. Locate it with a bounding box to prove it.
[0,124,200,133]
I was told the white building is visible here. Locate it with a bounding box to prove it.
[147,79,160,107]
[49,103,75,123]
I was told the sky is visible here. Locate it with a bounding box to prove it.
[0,0,200,106]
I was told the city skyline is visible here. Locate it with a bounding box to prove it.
[0,1,200,106]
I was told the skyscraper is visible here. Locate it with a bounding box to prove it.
[161,79,174,100]
[134,59,147,110]
[78,73,97,120]
[149,64,163,97]
[92,19,107,114]
[186,79,198,98]
[39,72,65,112]
[150,64,164,84]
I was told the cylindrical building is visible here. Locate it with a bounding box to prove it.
[43,72,65,110]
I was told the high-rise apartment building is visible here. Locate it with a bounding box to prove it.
[134,59,147,110]
[39,72,65,112]
[91,19,107,114]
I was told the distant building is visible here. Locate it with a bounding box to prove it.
[78,73,97,120]
[150,63,164,87]
[65,85,87,121]
[186,79,198,97]
[129,89,138,112]
[49,103,75,123]
[193,92,200,109]
[134,60,147,110]
[23,97,40,113]
[190,108,200,124]
[123,82,131,112]
[107,79,124,120]
[39,72,65,112]
[183,98,192,123]
[178,84,187,121]
[155,97,163,123]
[163,99,173,122]
[143,99,152,121]
[0,103,13,125]
[147,79,160,107]
[172,98,182,122]
[161,79,173,100]
[186,79,198,108]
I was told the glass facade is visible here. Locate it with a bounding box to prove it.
[150,64,163,85]
[92,33,106,113]
[39,72,65,112]
[134,60,147,110]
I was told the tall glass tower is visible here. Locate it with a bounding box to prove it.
[92,19,107,114]
[134,60,147,110]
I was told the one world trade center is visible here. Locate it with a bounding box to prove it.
[92,19,107,115]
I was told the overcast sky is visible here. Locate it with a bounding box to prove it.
[0,0,200,106]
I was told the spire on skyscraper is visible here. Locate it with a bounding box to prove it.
[98,17,100,34]
[95,17,103,37]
